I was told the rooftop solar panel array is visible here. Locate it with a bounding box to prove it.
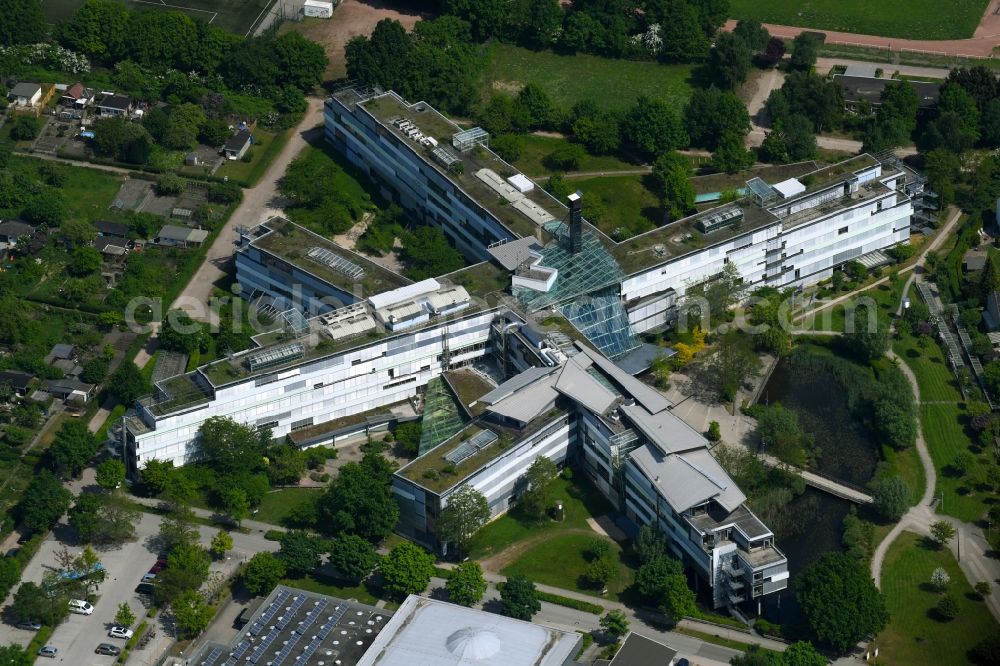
[199,647,223,665]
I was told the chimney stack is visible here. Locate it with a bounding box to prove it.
[567,192,582,254]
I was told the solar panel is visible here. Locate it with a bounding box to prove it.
[306,246,365,280]
[200,647,223,665]
[444,428,498,465]
[295,599,328,635]
[270,634,302,666]
[317,604,348,639]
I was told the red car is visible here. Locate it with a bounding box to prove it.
[148,558,168,574]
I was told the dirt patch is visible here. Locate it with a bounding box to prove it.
[491,80,524,95]
[280,0,430,80]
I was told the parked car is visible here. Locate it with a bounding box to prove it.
[135,582,155,595]
[68,599,93,615]
[16,620,42,631]
[149,558,168,574]
[108,626,133,640]
[37,646,57,658]
[95,643,121,656]
[140,572,156,583]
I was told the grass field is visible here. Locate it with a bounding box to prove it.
[512,135,640,178]
[878,531,997,665]
[467,474,614,560]
[797,278,905,333]
[1,155,126,225]
[573,175,660,240]
[729,0,989,40]
[893,335,963,403]
[40,0,273,36]
[500,533,634,601]
[482,43,695,112]
[254,487,321,526]
[215,128,291,186]
[281,573,381,607]
[919,403,991,523]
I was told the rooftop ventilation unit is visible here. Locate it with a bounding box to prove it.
[695,207,743,234]
[247,343,304,372]
[306,246,365,280]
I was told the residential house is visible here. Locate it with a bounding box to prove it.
[94,236,128,260]
[964,248,988,273]
[0,221,35,250]
[834,64,940,113]
[61,82,93,108]
[222,130,253,160]
[95,93,132,117]
[0,371,35,398]
[155,225,208,248]
[46,378,96,404]
[45,344,75,365]
[9,82,41,108]
[94,220,129,239]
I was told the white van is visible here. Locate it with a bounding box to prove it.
[68,599,93,615]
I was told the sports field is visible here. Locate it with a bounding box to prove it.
[481,43,694,112]
[41,0,276,36]
[728,0,990,40]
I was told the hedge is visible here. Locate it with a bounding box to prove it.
[535,590,603,615]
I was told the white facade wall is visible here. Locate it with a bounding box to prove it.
[130,310,496,468]
[448,418,572,517]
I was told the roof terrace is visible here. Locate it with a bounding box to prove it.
[355,93,569,240]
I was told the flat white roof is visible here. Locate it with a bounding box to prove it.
[507,173,534,193]
[303,0,333,6]
[773,177,806,199]
[368,278,440,311]
[356,596,579,666]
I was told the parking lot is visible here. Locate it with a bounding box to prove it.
[0,508,274,665]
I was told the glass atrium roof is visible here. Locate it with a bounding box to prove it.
[418,377,467,456]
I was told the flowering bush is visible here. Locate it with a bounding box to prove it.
[0,43,90,74]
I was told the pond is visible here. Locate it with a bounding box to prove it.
[759,354,878,486]
[755,352,879,625]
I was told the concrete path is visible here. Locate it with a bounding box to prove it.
[759,453,873,504]
[171,97,326,323]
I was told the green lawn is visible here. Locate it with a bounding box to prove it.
[467,474,614,560]
[893,334,963,403]
[215,128,291,186]
[797,278,904,332]
[254,487,322,526]
[920,403,991,522]
[512,135,640,178]
[728,0,989,40]
[880,441,926,509]
[500,532,634,601]
[481,43,694,112]
[280,573,381,607]
[878,531,998,665]
[1,155,124,224]
[573,175,661,240]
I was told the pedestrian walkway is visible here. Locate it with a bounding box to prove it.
[759,453,873,504]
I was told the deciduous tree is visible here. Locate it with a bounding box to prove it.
[95,459,126,491]
[500,574,540,620]
[518,457,558,520]
[931,520,956,547]
[796,552,888,653]
[328,535,379,583]
[437,486,490,555]
[871,476,911,521]
[600,610,629,643]
[380,542,435,599]
[242,552,286,597]
[446,561,487,607]
[172,590,213,637]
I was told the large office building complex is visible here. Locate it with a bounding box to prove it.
[122,88,920,613]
